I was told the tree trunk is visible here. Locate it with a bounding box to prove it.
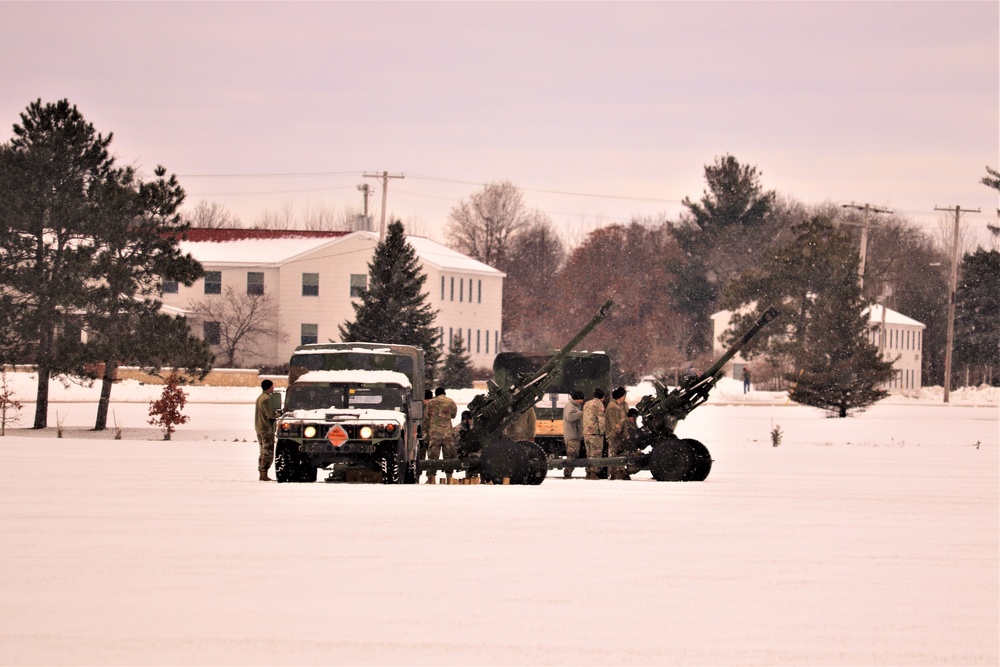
[94,359,118,431]
[33,362,50,429]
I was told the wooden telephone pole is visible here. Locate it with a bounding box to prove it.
[934,205,980,403]
[362,171,405,240]
[841,202,892,291]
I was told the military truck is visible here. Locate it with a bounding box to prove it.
[275,344,425,483]
[492,351,611,457]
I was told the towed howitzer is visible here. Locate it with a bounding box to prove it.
[429,298,617,484]
[633,305,781,481]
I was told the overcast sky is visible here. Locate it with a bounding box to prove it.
[2,1,997,244]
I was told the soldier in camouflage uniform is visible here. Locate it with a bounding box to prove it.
[424,387,457,484]
[254,380,278,481]
[582,387,606,480]
[605,386,629,480]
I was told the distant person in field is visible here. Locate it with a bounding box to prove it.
[743,367,752,394]
[254,380,278,481]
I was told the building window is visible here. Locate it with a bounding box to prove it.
[468,329,471,352]
[476,329,481,354]
[204,271,222,295]
[448,327,453,351]
[485,329,489,354]
[459,278,464,302]
[162,280,178,294]
[204,321,221,346]
[247,272,264,295]
[469,278,473,303]
[495,330,499,353]
[441,276,445,300]
[450,277,454,301]
[301,323,318,345]
[302,273,319,297]
[350,274,367,298]
[478,279,482,303]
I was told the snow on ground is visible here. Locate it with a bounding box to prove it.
[0,372,997,665]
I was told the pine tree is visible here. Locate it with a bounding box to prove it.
[954,249,1000,384]
[441,332,473,389]
[723,217,895,417]
[787,278,895,417]
[339,220,442,383]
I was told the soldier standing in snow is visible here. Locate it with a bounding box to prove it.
[562,390,585,478]
[605,386,630,480]
[254,380,278,481]
[582,388,606,480]
[424,387,457,484]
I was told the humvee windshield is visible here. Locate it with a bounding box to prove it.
[285,383,406,412]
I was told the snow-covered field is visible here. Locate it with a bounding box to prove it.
[1,373,997,665]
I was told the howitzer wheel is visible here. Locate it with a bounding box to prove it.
[480,438,528,485]
[517,441,548,485]
[648,438,692,482]
[680,438,713,481]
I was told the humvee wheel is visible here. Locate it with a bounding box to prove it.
[680,438,713,481]
[381,452,401,484]
[404,458,418,484]
[517,441,548,485]
[276,440,316,483]
[480,438,528,485]
[648,439,692,482]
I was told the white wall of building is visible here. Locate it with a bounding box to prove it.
[162,232,504,369]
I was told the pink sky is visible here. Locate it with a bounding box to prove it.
[1,2,996,243]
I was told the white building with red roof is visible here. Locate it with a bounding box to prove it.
[161,229,504,369]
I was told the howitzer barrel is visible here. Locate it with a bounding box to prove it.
[699,305,780,382]
[531,298,617,385]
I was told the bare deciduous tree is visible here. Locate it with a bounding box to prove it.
[186,200,242,228]
[445,180,531,270]
[188,287,287,367]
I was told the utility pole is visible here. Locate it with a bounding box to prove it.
[934,205,980,404]
[356,183,373,231]
[362,171,405,240]
[841,203,892,291]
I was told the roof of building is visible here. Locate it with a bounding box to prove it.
[864,304,925,328]
[175,228,504,275]
[712,304,925,328]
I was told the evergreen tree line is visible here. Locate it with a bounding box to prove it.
[0,99,214,430]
